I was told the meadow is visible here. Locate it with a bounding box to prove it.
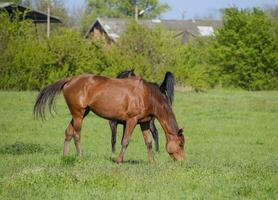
[0,89,277,199]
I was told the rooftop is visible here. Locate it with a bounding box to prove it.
[0,2,62,23]
[85,18,221,41]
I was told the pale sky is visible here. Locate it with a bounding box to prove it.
[66,0,278,19]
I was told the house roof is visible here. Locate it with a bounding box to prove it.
[85,18,221,41]
[0,2,62,23]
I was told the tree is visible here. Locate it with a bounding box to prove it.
[264,5,278,18]
[211,7,278,90]
[80,0,169,33]
[29,0,70,26]
[108,21,178,82]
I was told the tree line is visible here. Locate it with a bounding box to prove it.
[0,1,277,90]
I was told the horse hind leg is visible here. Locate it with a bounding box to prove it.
[109,120,118,153]
[64,119,74,156]
[63,109,88,156]
[73,109,90,156]
[72,117,83,156]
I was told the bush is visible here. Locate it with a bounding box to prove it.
[1,8,278,91]
[0,13,107,90]
[211,8,278,90]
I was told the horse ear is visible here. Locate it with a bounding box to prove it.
[178,128,185,144]
[178,128,183,135]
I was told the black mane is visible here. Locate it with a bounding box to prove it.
[159,72,176,105]
[116,70,175,105]
[116,69,135,79]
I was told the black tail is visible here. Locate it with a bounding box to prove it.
[33,78,70,120]
[116,69,136,78]
[160,72,176,105]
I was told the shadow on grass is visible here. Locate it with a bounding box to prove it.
[108,157,143,165]
[0,142,44,155]
[61,155,83,166]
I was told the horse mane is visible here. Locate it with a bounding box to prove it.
[116,70,175,105]
[159,72,176,105]
[148,82,169,106]
[116,69,135,79]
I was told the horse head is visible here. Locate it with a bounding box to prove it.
[166,128,185,161]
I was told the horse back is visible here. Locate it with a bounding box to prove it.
[62,74,150,120]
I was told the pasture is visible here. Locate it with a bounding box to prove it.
[0,90,277,199]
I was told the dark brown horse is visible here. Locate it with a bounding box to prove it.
[34,74,185,163]
[110,70,176,153]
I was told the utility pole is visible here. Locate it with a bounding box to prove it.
[135,3,138,22]
[132,0,138,22]
[47,0,51,37]
[182,10,186,20]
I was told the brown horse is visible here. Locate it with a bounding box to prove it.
[34,74,185,163]
[110,70,176,153]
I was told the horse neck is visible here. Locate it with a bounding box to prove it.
[153,98,179,139]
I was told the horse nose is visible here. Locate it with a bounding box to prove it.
[172,153,184,161]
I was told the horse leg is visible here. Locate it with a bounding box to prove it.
[63,119,74,156]
[109,120,118,153]
[150,119,159,152]
[63,108,87,156]
[72,116,84,156]
[140,122,154,163]
[116,118,137,163]
[73,108,90,156]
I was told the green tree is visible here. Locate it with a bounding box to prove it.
[0,12,108,90]
[264,5,278,18]
[211,7,278,90]
[175,37,220,90]
[31,0,70,26]
[108,21,178,82]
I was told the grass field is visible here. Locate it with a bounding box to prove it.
[0,90,277,199]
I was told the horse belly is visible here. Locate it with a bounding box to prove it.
[88,92,141,121]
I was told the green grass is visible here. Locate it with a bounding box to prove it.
[0,90,277,199]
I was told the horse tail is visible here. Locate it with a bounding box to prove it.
[160,72,176,105]
[33,78,71,120]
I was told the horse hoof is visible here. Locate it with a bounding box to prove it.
[116,159,123,164]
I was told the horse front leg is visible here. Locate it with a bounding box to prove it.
[116,117,137,164]
[140,122,154,163]
[150,119,159,152]
[109,120,118,153]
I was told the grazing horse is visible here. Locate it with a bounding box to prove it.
[33,74,185,163]
[110,70,175,153]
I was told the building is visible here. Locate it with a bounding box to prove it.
[85,18,221,44]
[0,2,62,24]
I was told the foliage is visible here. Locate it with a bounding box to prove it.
[175,37,220,89]
[264,5,278,18]
[0,13,104,90]
[211,8,278,90]
[1,7,278,91]
[175,7,278,90]
[111,21,179,82]
[80,0,169,33]
[32,0,71,26]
